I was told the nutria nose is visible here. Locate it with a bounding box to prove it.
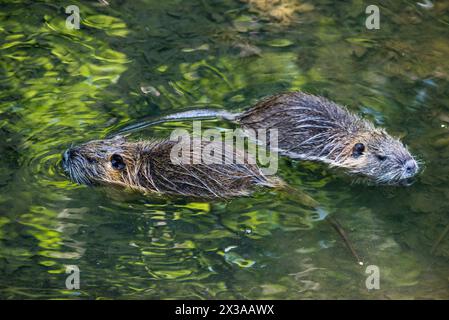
[63,149,74,163]
[405,159,417,175]
[62,149,70,162]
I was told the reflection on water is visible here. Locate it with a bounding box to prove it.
[0,0,448,299]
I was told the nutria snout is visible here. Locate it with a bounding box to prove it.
[62,136,282,198]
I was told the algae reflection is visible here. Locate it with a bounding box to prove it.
[0,0,448,299]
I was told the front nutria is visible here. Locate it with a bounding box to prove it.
[117,92,420,185]
[237,92,420,185]
[62,136,283,199]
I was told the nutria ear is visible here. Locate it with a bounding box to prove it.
[111,135,126,143]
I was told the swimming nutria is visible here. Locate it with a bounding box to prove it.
[62,136,284,199]
[117,92,420,185]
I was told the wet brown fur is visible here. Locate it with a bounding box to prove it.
[64,92,420,196]
[236,92,419,184]
[63,137,284,199]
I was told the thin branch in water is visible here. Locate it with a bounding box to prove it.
[431,224,449,255]
[326,216,364,266]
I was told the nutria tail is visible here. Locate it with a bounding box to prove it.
[114,109,238,136]
[62,136,283,199]
[236,91,420,185]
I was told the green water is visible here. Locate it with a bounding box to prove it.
[1,0,449,299]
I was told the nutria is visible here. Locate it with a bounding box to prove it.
[117,92,420,185]
[62,136,284,199]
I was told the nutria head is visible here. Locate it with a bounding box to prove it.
[61,135,138,189]
[330,127,419,186]
[237,92,421,186]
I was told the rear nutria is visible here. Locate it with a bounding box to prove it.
[62,136,283,199]
[117,92,420,185]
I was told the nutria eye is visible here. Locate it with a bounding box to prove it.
[376,154,387,161]
[110,154,125,170]
[352,143,365,158]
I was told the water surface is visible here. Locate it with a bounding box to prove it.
[0,0,448,299]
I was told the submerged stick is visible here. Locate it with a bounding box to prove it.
[431,224,449,254]
[279,184,320,208]
[326,215,364,266]
[277,184,363,265]
[279,185,364,266]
